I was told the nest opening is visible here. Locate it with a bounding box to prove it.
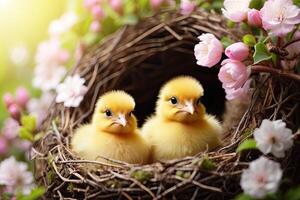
[108,48,226,126]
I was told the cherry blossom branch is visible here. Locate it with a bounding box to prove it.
[251,65,300,82]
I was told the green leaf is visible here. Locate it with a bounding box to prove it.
[243,34,257,47]
[253,42,272,64]
[285,186,300,200]
[19,127,34,142]
[18,187,45,200]
[235,193,256,200]
[294,0,300,7]
[21,115,36,132]
[236,139,257,153]
[201,157,217,170]
[249,0,264,9]
[221,36,234,48]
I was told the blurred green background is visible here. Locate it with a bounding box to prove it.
[0,0,68,123]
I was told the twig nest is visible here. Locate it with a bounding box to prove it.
[33,9,300,199]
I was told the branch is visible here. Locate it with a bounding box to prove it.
[251,65,300,82]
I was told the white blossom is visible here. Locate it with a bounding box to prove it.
[33,65,67,91]
[254,119,293,158]
[0,157,34,195]
[48,12,78,36]
[241,156,282,198]
[56,75,88,107]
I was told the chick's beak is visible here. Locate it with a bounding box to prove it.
[115,113,127,127]
[181,100,195,114]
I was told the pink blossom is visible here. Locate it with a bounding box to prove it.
[0,157,34,195]
[222,0,251,22]
[247,9,262,27]
[0,137,8,155]
[35,39,69,67]
[2,118,20,140]
[90,21,101,32]
[109,0,123,14]
[218,59,249,89]
[91,5,104,20]
[260,0,300,37]
[225,42,249,61]
[3,93,15,109]
[15,87,30,108]
[180,0,196,15]
[225,79,251,100]
[194,33,223,68]
[8,104,21,121]
[151,0,164,10]
[84,0,101,9]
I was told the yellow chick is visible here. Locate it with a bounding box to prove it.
[71,91,149,164]
[142,76,222,162]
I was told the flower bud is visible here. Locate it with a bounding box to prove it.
[247,9,262,27]
[225,42,249,61]
[16,87,30,108]
[8,104,21,121]
[3,93,15,109]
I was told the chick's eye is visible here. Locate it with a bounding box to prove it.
[170,97,178,105]
[105,109,112,117]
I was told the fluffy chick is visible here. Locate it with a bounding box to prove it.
[142,76,222,162]
[72,91,149,164]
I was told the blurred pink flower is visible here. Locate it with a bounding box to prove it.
[180,0,196,15]
[225,42,249,61]
[225,79,251,100]
[15,87,30,108]
[260,0,300,37]
[27,92,55,127]
[84,0,101,10]
[222,0,251,22]
[2,118,20,140]
[48,12,78,36]
[110,0,123,14]
[218,59,249,89]
[8,104,21,121]
[0,157,34,195]
[3,93,15,109]
[14,140,31,152]
[91,5,104,20]
[35,39,69,67]
[0,137,8,155]
[194,33,223,68]
[247,9,262,27]
[33,65,67,91]
[90,21,102,32]
[56,75,88,107]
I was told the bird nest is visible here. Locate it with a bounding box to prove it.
[33,10,300,199]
